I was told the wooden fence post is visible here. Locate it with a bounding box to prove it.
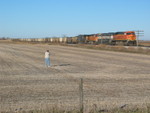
[79,78,84,113]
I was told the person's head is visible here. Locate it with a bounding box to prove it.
[47,50,49,52]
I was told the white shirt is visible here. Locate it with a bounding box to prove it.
[45,52,50,58]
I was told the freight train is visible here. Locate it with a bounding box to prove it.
[14,31,137,46]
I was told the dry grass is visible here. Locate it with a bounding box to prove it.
[139,41,150,47]
[62,44,150,55]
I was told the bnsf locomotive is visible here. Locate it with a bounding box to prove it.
[111,31,137,46]
[76,31,137,45]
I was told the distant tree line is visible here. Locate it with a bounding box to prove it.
[0,37,10,40]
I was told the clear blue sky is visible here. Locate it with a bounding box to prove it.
[0,0,150,40]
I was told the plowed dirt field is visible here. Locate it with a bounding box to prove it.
[0,43,150,111]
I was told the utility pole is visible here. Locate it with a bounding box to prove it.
[135,30,144,47]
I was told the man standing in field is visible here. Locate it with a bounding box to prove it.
[45,50,51,67]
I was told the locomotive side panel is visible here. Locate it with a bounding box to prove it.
[112,31,137,45]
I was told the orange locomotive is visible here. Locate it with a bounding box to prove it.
[111,31,137,46]
[87,34,99,44]
[77,34,99,44]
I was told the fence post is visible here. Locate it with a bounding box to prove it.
[79,78,84,113]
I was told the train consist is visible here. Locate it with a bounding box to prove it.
[14,31,137,46]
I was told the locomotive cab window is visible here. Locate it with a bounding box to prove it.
[126,33,135,35]
[115,32,124,35]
